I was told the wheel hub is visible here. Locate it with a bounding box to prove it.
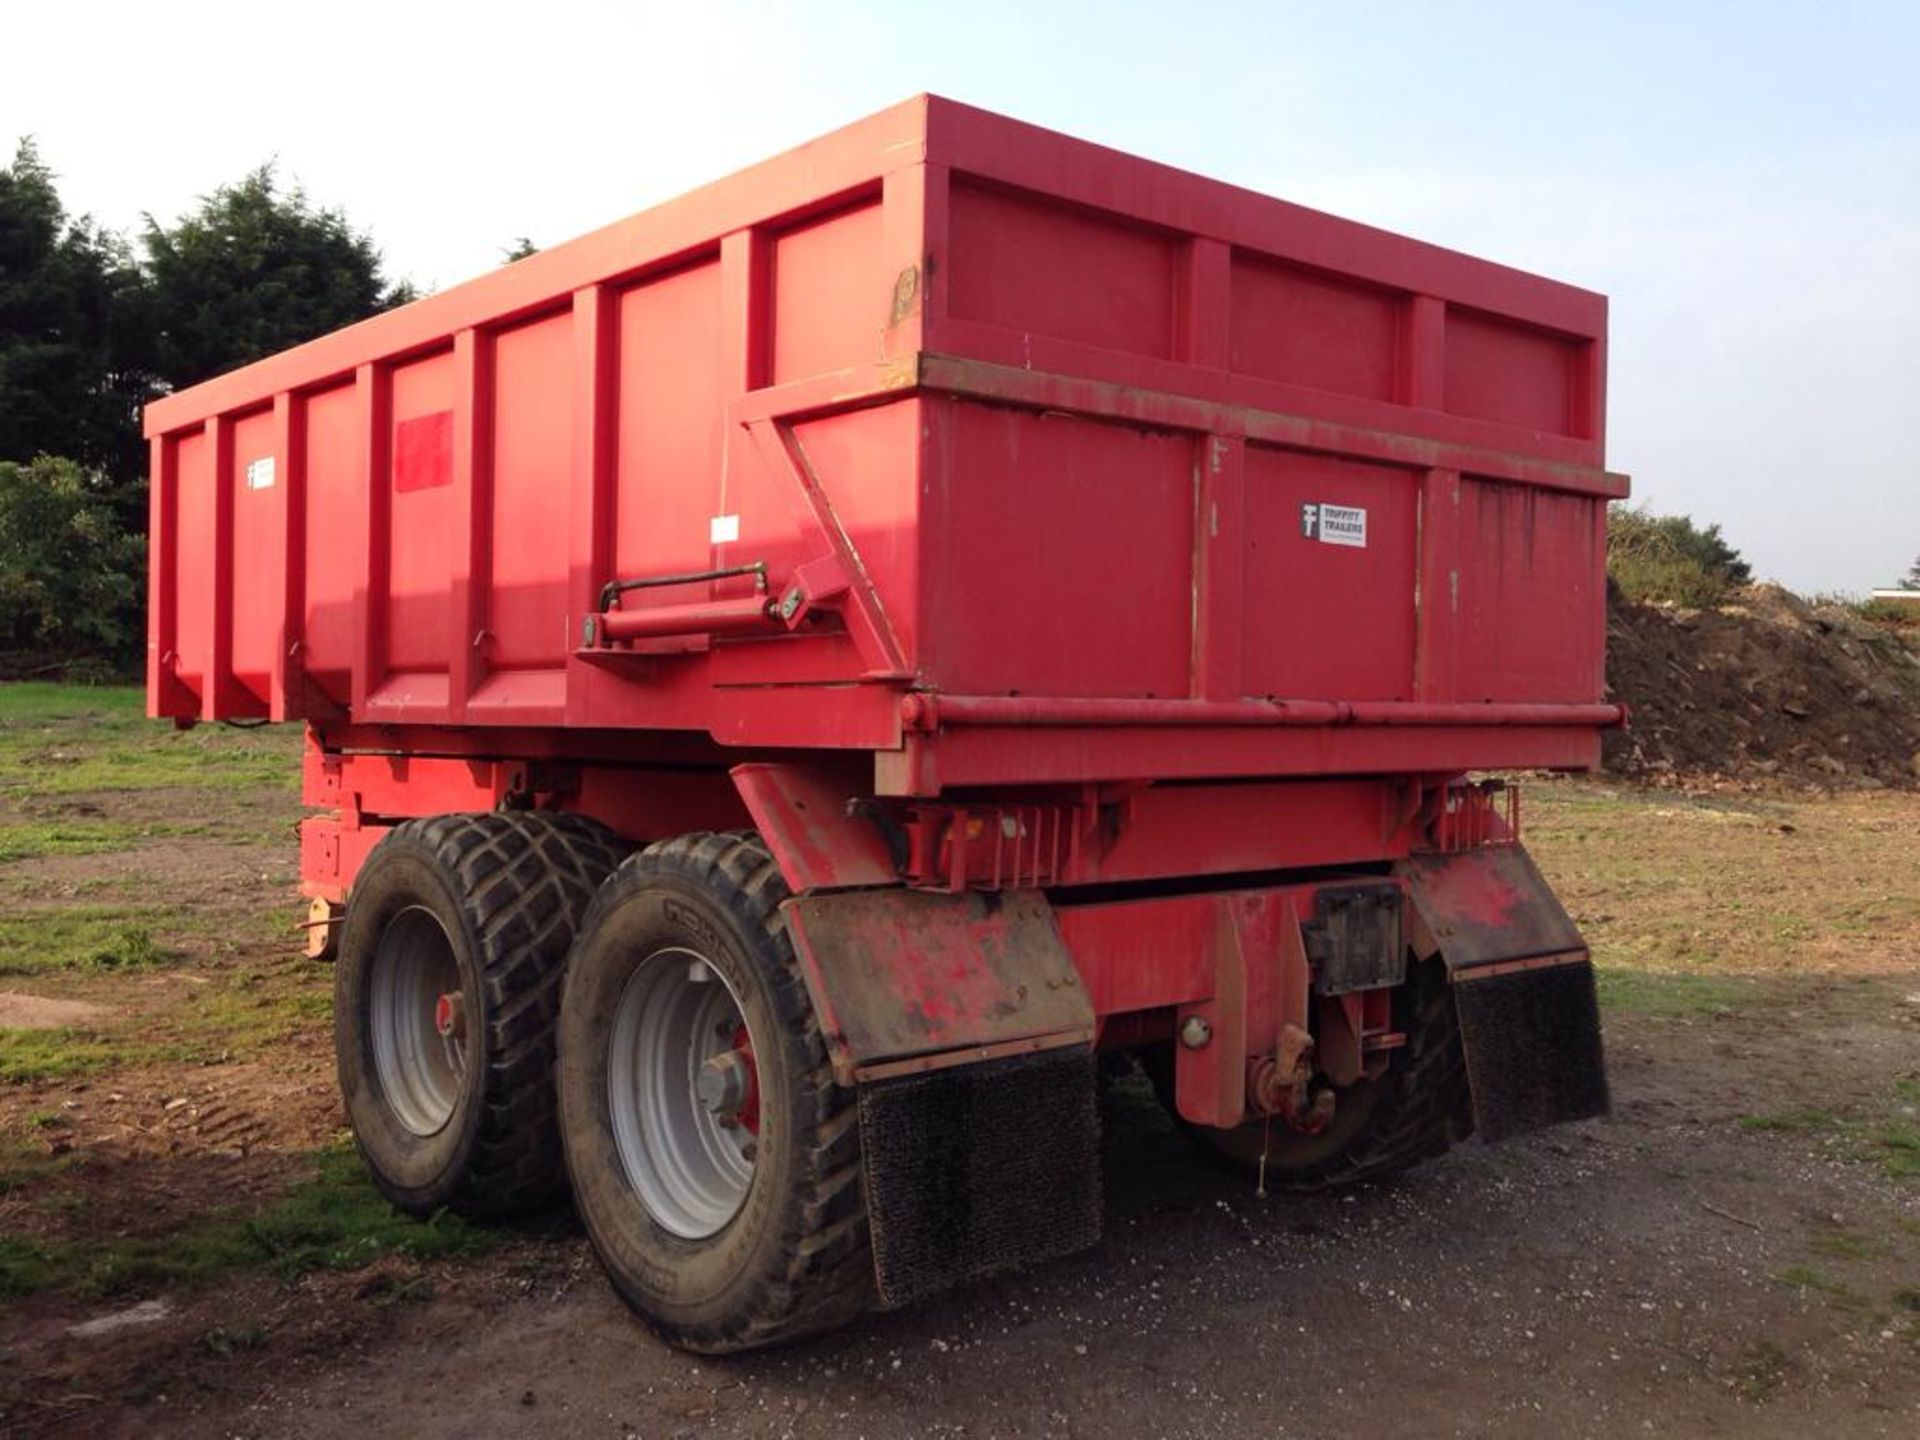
[697,1049,751,1119]
[607,948,760,1238]
[434,989,465,1041]
[368,907,466,1137]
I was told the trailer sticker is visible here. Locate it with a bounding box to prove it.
[244,457,276,491]
[1301,502,1367,548]
[710,513,741,544]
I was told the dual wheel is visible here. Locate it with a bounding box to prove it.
[337,814,1469,1349]
[335,818,869,1351]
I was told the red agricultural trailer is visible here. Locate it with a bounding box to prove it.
[145,96,1622,1351]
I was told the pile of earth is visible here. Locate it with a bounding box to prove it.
[1602,583,1920,789]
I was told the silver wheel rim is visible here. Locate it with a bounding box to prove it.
[609,946,759,1239]
[369,906,466,1137]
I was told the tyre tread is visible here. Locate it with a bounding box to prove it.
[611,831,874,1351]
[360,810,627,1216]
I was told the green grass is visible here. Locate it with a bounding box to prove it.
[0,1145,498,1300]
[0,682,145,721]
[0,682,299,797]
[0,968,327,1085]
[1738,1088,1920,1183]
[1595,966,1755,1017]
[0,895,295,978]
[0,819,178,864]
[172,976,330,1053]
[1529,784,1920,983]
[1876,1122,1920,1180]
[0,1027,199,1084]
[1773,1266,1870,1309]
[0,941,326,1084]
[1809,1230,1883,1261]
[0,909,180,977]
[1856,598,1920,628]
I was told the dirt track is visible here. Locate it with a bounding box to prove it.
[70,975,1920,1440]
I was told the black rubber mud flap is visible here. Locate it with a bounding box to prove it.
[858,1045,1101,1308]
[1399,844,1610,1143]
[1451,960,1610,1142]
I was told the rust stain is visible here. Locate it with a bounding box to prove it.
[889,265,921,328]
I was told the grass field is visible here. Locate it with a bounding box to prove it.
[0,682,1915,1309]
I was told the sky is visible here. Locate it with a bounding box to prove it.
[8,0,1916,593]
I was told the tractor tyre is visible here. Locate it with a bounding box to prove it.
[556,832,873,1353]
[1147,956,1474,1191]
[335,811,626,1218]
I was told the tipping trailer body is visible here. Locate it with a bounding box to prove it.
[145,95,1621,779]
[144,98,1622,1343]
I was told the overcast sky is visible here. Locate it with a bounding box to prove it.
[10,1,1916,593]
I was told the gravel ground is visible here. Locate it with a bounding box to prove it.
[155,976,1920,1440]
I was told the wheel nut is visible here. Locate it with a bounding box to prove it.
[1179,1015,1212,1049]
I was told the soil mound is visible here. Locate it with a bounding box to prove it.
[1603,584,1920,789]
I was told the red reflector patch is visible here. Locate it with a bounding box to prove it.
[394,410,453,492]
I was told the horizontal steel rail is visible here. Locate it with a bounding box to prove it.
[901,695,1626,731]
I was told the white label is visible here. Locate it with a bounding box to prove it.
[1301,501,1367,548]
[244,457,276,491]
[709,513,741,544]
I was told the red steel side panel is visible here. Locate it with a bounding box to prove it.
[382,351,455,701]
[300,381,360,705]
[169,428,209,708]
[1451,478,1609,703]
[1240,447,1418,702]
[919,402,1194,698]
[227,406,278,710]
[770,201,888,383]
[612,261,725,603]
[487,312,573,677]
[947,179,1175,358]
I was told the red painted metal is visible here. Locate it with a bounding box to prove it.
[1397,845,1586,971]
[596,594,780,643]
[782,869,1411,1121]
[1450,949,1590,983]
[1432,778,1521,852]
[730,762,898,892]
[145,94,1619,777]
[743,774,1435,898]
[900,694,1625,730]
[143,98,1618,1131]
[899,800,1081,892]
[728,1023,761,1136]
[783,888,1094,1083]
